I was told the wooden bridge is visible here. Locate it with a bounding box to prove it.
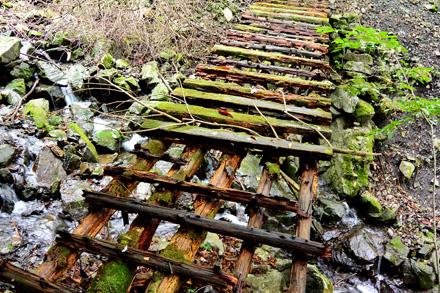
[0,0,334,292]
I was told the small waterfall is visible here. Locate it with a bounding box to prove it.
[61,84,80,106]
[376,255,383,293]
[341,202,361,228]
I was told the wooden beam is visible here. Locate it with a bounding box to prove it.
[101,166,309,217]
[245,9,329,25]
[252,2,330,13]
[182,79,331,110]
[0,259,81,293]
[83,192,329,255]
[55,232,238,290]
[140,119,333,160]
[249,4,328,18]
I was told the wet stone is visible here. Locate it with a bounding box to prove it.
[0,168,13,183]
[32,147,67,196]
[0,144,15,167]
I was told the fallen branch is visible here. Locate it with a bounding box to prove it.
[253,103,279,139]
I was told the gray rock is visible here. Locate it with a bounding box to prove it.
[354,100,375,123]
[140,61,161,87]
[0,145,15,167]
[203,232,225,255]
[411,260,435,289]
[245,270,284,293]
[93,129,121,153]
[0,36,21,64]
[399,161,415,179]
[32,147,67,196]
[343,61,372,75]
[10,62,35,81]
[1,89,21,106]
[0,168,13,183]
[317,197,347,222]
[343,51,373,65]
[331,87,359,114]
[384,237,409,266]
[418,244,434,259]
[150,82,169,101]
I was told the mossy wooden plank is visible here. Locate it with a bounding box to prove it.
[242,14,320,30]
[212,44,329,68]
[196,64,333,94]
[183,79,331,110]
[255,0,329,9]
[141,100,331,137]
[249,4,328,17]
[172,87,331,125]
[140,119,333,160]
[252,2,330,13]
[246,9,329,25]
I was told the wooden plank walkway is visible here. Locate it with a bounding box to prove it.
[0,0,334,292]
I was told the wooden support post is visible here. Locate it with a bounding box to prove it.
[35,140,169,281]
[234,160,278,292]
[288,159,318,293]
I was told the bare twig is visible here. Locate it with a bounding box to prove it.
[280,170,300,192]
[253,103,279,139]
[6,78,40,122]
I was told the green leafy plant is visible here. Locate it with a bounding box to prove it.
[200,243,212,250]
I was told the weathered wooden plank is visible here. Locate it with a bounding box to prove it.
[0,259,81,293]
[140,119,333,160]
[249,4,328,17]
[289,159,318,293]
[183,79,331,110]
[172,87,331,125]
[55,232,238,290]
[142,100,331,137]
[246,9,329,25]
[100,166,309,216]
[83,193,329,255]
[241,14,321,32]
[252,2,330,13]
[196,65,332,94]
[212,45,329,69]
[228,28,328,53]
[255,0,329,10]
[220,39,324,59]
[35,140,169,281]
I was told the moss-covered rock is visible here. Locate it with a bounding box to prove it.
[317,197,347,222]
[354,100,375,123]
[23,98,49,128]
[51,31,71,46]
[10,62,35,81]
[140,61,160,87]
[0,36,21,63]
[67,123,99,162]
[331,87,359,114]
[93,129,120,152]
[100,53,114,69]
[115,59,130,69]
[411,260,435,289]
[306,264,334,293]
[399,161,415,179]
[6,78,26,96]
[384,237,409,267]
[323,117,374,198]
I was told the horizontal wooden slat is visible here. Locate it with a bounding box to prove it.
[140,119,333,160]
[249,4,328,17]
[83,193,330,256]
[172,87,331,125]
[183,79,331,110]
[55,232,237,290]
[100,167,309,216]
[253,2,330,13]
[246,9,329,25]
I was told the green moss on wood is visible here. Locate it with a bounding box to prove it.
[266,162,280,177]
[161,242,191,263]
[88,259,136,293]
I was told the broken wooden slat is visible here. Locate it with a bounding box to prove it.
[234,161,277,292]
[140,119,333,160]
[172,87,331,125]
[212,45,329,69]
[245,9,329,25]
[249,4,328,18]
[83,193,329,255]
[35,140,169,281]
[0,259,81,293]
[207,57,325,79]
[146,152,244,293]
[55,232,238,290]
[183,79,331,110]
[100,166,309,216]
[228,29,328,53]
[141,100,332,137]
[289,159,318,293]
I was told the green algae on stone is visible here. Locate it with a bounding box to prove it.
[384,237,409,267]
[100,53,114,69]
[10,62,34,81]
[354,99,375,123]
[6,78,26,96]
[94,130,120,152]
[23,98,49,128]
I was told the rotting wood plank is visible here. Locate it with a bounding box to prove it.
[140,119,333,160]
[212,45,329,69]
[234,160,278,292]
[255,0,329,10]
[172,87,332,124]
[196,65,332,94]
[139,100,332,138]
[241,14,322,33]
[228,29,328,53]
[220,39,324,60]
[207,57,326,79]
[35,140,169,281]
[83,192,328,255]
[55,232,238,290]
[100,166,309,216]
[182,79,331,110]
[245,9,329,25]
[289,159,318,293]
[87,146,205,293]
[249,4,328,18]
[0,259,81,293]
[252,2,330,13]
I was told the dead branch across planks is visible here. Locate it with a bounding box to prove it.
[141,100,332,138]
[83,192,330,256]
[182,79,331,110]
[140,119,333,160]
[100,167,309,217]
[55,232,237,290]
[0,259,81,293]
[212,44,329,69]
[196,65,332,94]
[131,146,188,165]
[172,87,332,125]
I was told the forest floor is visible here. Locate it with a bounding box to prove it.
[336,0,440,248]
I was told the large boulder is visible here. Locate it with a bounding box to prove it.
[0,36,21,63]
[32,147,67,196]
[323,117,374,198]
[331,87,359,114]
